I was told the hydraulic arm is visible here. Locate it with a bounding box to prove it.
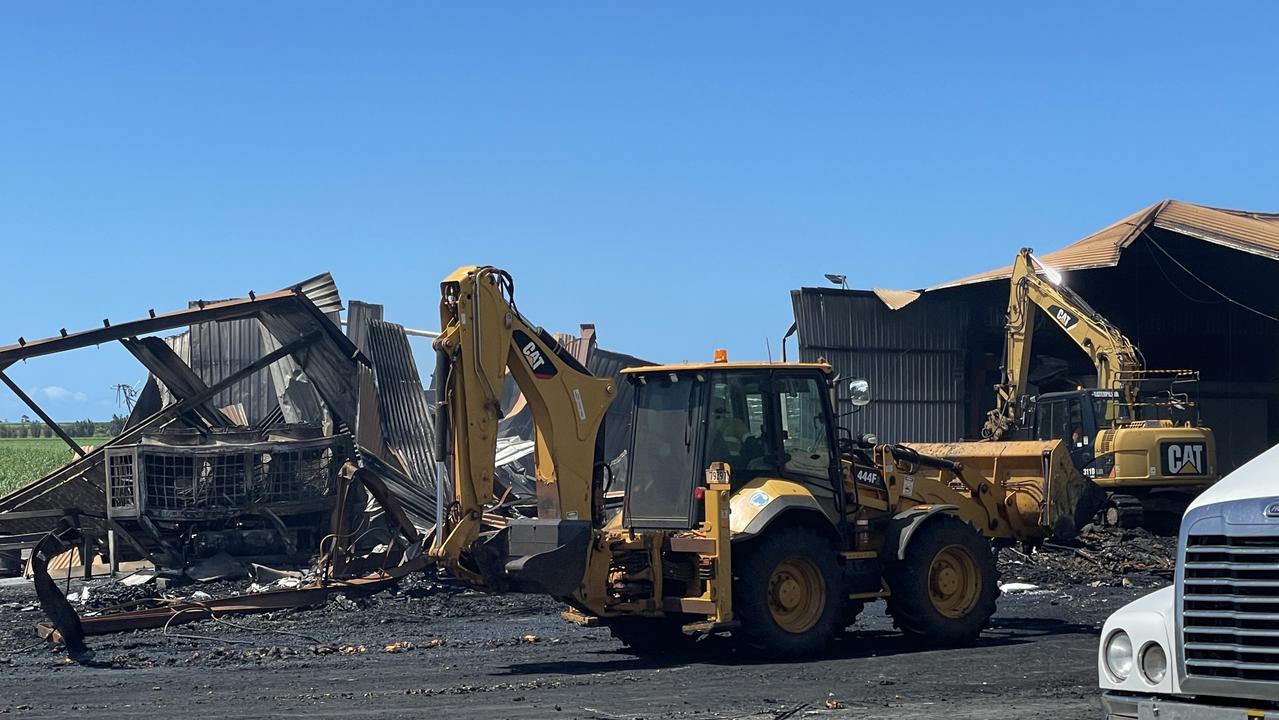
[984,248,1142,440]
[429,266,616,584]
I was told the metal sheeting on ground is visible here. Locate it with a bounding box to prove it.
[791,287,969,443]
[493,437,537,499]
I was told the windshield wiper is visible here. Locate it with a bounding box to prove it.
[685,382,698,447]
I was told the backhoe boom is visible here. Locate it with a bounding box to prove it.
[429,266,616,582]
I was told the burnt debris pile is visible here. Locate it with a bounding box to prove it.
[999,524,1177,589]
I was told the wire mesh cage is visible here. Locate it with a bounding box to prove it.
[142,453,197,511]
[254,446,333,504]
[104,447,140,518]
[118,436,343,520]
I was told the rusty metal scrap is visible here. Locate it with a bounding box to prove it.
[30,518,429,648]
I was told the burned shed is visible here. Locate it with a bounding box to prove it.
[0,277,365,571]
[0,269,649,580]
[793,200,1279,474]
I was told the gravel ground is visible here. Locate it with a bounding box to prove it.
[0,566,1148,720]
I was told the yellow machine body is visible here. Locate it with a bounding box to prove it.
[980,248,1218,523]
[427,265,1101,656]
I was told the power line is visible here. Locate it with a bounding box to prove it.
[1143,238,1225,306]
[1141,231,1279,324]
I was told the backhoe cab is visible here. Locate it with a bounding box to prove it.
[624,363,843,533]
[593,361,1002,657]
[431,266,1092,658]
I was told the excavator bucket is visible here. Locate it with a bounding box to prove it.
[906,439,1106,541]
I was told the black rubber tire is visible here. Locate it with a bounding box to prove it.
[732,525,843,660]
[1101,494,1145,529]
[606,617,696,654]
[885,515,999,648]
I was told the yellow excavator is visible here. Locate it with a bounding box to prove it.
[426,266,1100,657]
[982,248,1217,528]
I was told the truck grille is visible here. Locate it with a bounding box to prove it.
[1183,533,1279,682]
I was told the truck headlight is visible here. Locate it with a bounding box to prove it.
[1140,642,1167,683]
[1105,631,1134,680]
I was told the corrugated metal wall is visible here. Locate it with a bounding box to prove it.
[791,288,970,443]
[187,318,275,424]
[159,318,280,425]
[347,300,386,458]
[366,319,439,503]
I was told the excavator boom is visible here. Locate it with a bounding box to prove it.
[985,248,1142,440]
[979,248,1216,526]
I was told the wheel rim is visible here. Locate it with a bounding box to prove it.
[1105,506,1120,526]
[928,544,980,619]
[767,556,826,634]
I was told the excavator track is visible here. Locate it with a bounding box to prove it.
[1102,494,1144,529]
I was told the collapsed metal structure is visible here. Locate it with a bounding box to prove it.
[0,274,477,573]
[0,271,644,647]
[0,275,370,570]
[0,275,647,649]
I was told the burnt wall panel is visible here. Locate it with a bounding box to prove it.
[792,289,970,443]
[187,317,276,425]
[365,319,438,519]
[347,301,386,458]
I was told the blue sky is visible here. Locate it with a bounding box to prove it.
[2,3,1278,421]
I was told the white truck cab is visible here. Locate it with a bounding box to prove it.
[1100,443,1279,718]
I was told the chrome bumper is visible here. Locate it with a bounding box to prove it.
[1103,692,1277,719]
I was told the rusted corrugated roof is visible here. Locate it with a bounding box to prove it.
[1154,201,1279,260]
[931,200,1279,290]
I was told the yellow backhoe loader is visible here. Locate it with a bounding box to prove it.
[428,266,1100,658]
[982,248,1218,528]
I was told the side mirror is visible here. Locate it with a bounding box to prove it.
[848,379,871,407]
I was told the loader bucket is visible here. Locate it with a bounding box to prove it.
[470,518,593,600]
[904,440,1105,541]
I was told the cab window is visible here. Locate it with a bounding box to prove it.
[1035,398,1086,445]
[1034,400,1061,441]
[774,376,832,479]
[626,375,705,529]
[706,373,769,485]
